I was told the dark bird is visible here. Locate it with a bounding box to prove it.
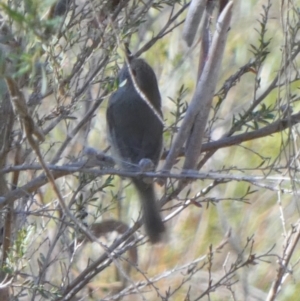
[106,56,165,243]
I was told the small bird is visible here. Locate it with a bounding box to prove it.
[106,55,165,243]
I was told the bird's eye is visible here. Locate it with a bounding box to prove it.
[119,78,127,87]
[132,69,137,76]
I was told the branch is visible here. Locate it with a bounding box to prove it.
[5,78,134,290]
[1,110,299,207]
[182,0,207,46]
[183,1,233,171]
[266,221,300,300]
[163,1,233,172]
[135,3,189,57]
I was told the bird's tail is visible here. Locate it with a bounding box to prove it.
[132,178,165,243]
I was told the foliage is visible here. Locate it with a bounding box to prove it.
[0,0,300,300]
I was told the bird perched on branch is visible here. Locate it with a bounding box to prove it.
[106,53,165,243]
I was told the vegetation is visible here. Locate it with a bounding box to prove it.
[0,0,300,300]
